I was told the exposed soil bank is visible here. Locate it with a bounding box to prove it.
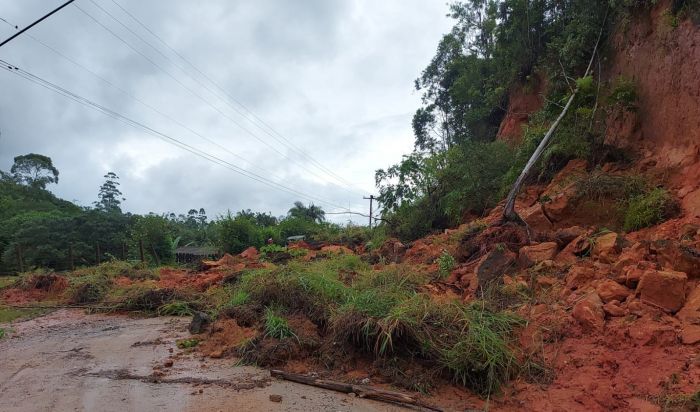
[0,310,405,412]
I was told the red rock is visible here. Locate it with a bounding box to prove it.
[596,279,632,303]
[612,242,649,274]
[650,240,700,279]
[677,285,700,324]
[572,292,605,331]
[556,234,591,265]
[554,226,586,247]
[621,261,657,288]
[680,324,700,344]
[565,266,595,289]
[636,270,688,313]
[603,301,626,317]
[536,275,557,288]
[517,242,558,268]
[627,300,647,317]
[543,185,577,222]
[522,203,552,231]
[475,246,516,290]
[239,247,259,260]
[592,232,623,263]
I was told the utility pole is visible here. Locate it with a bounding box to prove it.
[0,0,75,49]
[363,195,375,229]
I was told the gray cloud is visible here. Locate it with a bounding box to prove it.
[0,0,452,223]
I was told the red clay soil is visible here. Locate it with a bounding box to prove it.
[496,73,546,144]
[1,274,68,304]
[157,268,225,292]
[196,318,257,359]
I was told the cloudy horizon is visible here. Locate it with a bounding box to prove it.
[0,0,452,223]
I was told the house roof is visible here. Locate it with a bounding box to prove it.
[174,246,219,256]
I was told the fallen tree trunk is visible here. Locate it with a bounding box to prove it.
[502,18,606,224]
[270,369,443,411]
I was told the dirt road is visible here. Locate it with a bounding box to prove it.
[0,310,405,412]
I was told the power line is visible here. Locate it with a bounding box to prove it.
[105,0,369,195]
[0,59,354,212]
[0,17,287,184]
[0,0,74,48]
[74,1,365,195]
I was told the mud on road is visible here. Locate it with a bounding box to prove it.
[0,310,404,412]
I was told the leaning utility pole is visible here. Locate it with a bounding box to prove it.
[0,0,75,49]
[363,195,375,229]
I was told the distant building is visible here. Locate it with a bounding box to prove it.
[174,246,220,264]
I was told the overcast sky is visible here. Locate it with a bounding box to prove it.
[0,0,452,223]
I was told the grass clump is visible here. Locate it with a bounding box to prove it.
[157,301,194,317]
[264,308,296,340]
[176,338,199,349]
[574,172,646,202]
[0,328,5,339]
[438,302,523,394]
[0,276,17,289]
[227,290,250,307]
[228,255,524,395]
[0,306,46,323]
[623,188,679,231]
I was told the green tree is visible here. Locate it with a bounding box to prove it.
[95,172,124,212]
[10,153,59,189]
[287,201,325,223]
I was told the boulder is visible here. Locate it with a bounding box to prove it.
[189,311,211,334]
[650,240,700,279]
[620,261,657,288]
[572,292,605,331]
[603,300,626,317]
[522,203,553,231]
[680,324,700,345]
[677,285,700,324]
[612,242,649,274]
[636,270,688,313]
[591,232,623,263]
[536,275,557,289]
[554,226,586,248]
[565,266,596,289]
[475,245,516,291]
[556,234,591,265]
[596,279,632,303]
[517,242,558,268]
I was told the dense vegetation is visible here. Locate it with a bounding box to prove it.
[0,154,373,273]
[374,0,683,240]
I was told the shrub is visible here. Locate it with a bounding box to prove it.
[623,188,678,231]
[607,76,638,111]
[438,250,456,277]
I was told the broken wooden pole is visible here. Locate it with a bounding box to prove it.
[270,370,442,411]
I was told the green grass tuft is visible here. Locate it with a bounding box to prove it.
[176,338,199,349]
[623,188,678,231]
[157,301,194,317]
[263,307,296,340]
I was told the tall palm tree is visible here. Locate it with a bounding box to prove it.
[288,201,326,223]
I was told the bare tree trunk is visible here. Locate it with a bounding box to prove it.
[502,25,605,223]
